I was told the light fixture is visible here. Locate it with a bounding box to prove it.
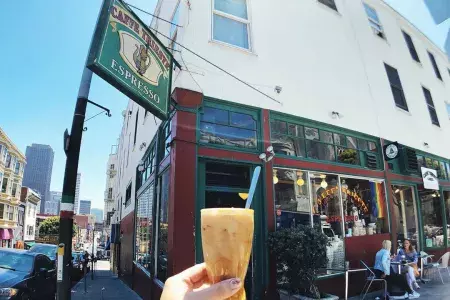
[239,193,249,200]
[259,153,267,161]
[395,188,400,194]
[137,160,145,172]
[259,146,275,162]
[320,174,326,179]
[296,171,304,186]
[321,179,328,188]
[273,170,279,185]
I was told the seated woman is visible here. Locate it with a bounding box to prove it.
[374,240,420,299]
[396,239,420,291]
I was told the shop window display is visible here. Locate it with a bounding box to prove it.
[392,185,419,248]
[444,191,450,246]
[419,188,444,248]
[135,184,154,272]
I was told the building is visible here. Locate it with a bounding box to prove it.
[91,208,103,223]
[20,187,40,244]
[45,191,61,216]
[104,147,117,235]
[111,0,450,298]
[79,200,91,215]
[74,173,81,214]
[0,128,26,248]
[22,144,54,213]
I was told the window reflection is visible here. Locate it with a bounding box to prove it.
[392,185,419,249]
[443,191,450,246]
[419,188,444,248]
[157,170,170,281]
[135,184,154,272]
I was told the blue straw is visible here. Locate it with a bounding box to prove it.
[246,166,261,209]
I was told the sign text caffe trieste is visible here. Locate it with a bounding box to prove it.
[88,0,173,120]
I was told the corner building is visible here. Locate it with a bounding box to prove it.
[111,0,450,298]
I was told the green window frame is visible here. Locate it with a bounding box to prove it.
[198,100,261,152]
[416,154,449,181]
[270,115,381,170]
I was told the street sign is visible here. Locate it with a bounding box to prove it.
[87,0,173,120]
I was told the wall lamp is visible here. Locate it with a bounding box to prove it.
[259,146,275,162]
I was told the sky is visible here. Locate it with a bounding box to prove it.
[0,0,448,210]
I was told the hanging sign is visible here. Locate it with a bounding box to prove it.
[421,167,439,190]
[87,0,173,120]
[383,142,399,161]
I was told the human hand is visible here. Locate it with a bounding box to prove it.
[161,263,242,300]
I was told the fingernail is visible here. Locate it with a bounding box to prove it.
[230,278,241,289]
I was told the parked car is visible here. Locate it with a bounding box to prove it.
[0,248,56,299]
[28,244,57,262]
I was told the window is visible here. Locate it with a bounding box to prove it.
[110,164,115,170]
[363,3,385,39]
[170,1,180,38]
[270,119,380,169]
[0,204,4,220]
[0,145,3,163]
[162,120,172,158]
[384,63,408,111]
[212,0,250,49]
[156,169,170,282]
[125,182,132,207]
[402,31,420,62]
[5,154,11,169]
[107,188,113,199]
[139,144,156,187]
[420,188,444,248]
[14,162,20,175]
[135,183,154,273]
[443,191,450,246]
[318,0,337,11]
[447,103,450,119]
[428,51,442,80]
[11,183,17,198]
[392,185,419,249]
[200,105,257,150]
[422,87,439,126]
[1,177,7,193]
[8,206,13,221]
[417,155,447,180]
[27,226,34,236]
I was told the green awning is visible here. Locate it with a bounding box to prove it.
[25,242,35,247]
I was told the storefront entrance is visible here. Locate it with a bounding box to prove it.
[197,160,266,300]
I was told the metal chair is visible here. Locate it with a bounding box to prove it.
[436,252,450,284]
[420,251,439,282]
[360,260,387,300]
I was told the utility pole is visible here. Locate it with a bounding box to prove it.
[57,68,92,300]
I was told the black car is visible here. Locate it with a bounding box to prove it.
[0,248,56,299]
[27,244,57,262]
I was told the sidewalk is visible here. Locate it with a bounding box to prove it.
[71,261,142,300]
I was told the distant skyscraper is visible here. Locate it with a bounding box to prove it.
[46,191,62,215]
[91,208,103,223]
[22,144,54,213]
[74,173,81,214]
[79,200,91,215]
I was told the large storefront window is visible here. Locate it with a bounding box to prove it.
[156,169,170,282]
[392,185,419,248]
[270,118,380,169]
[199,105,258,150]
[274,168,389,270]
[417,155,449,180]
[135,184,154,272]
[420,188,444,248]
[444,191,450,246]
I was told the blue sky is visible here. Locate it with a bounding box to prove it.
[0,0,448,210]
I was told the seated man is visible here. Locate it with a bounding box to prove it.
[374,240,420,299]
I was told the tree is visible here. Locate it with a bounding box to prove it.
[39,216,77,237]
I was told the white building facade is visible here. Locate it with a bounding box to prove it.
[104,148,118,235]
[21,187,40,242]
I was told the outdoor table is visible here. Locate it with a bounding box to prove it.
[323,267,366,300]
[390,260,409,274]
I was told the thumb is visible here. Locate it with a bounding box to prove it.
[185,278,242,300]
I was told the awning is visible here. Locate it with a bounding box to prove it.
[0,229,11,240]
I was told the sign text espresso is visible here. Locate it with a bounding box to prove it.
[88,0,172,120]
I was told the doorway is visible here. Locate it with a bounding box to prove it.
[197,160,266,300]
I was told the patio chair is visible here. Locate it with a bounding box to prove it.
[360,260,387,300]
[436,252,450,284]
[420,251,439,282]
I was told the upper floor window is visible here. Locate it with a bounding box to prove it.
[417,155,448,180]
[170,1,180,38]
[5,154,11,169]
[384,63,408,111]
[125,182,132,207]
[402,31,420,63]
[1,177,7,194]
[446,103,450,119]
[363,3,385,39]
[0,204,4,220]
[14,162,20,175]
[200,104,258,150]
[110,164,115,170]
[270,118,380,169]
[0,145,3,163]
[212,0,250,50]
[318,0,338,11]
[162,120,172,158]
[107,188,113,199]
[422,87,439,126]
[428,51,442,80]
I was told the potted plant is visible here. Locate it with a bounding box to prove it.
[268,225,337,300]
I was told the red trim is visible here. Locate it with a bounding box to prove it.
[262,109,274,231]
[59,211,74,218]
[198,147,261,163]
[274,157,385,178]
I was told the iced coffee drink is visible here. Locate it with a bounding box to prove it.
[201,208,254,300]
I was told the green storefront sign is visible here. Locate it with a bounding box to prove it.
[88,0,173,120]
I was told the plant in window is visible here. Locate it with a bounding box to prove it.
[268,225,330,299]
[338,149,358,164]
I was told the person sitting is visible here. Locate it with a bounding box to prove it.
[396,239,420,291]
[374,240,420,299]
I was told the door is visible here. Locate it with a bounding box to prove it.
[196,160,266,300]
